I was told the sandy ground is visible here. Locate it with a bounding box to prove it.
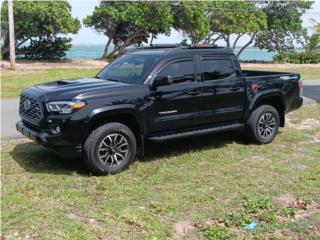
[1,60,320,72]
[1,60,109,71]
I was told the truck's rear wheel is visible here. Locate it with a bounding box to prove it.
[83,123,137,175]
[246,105,280,144]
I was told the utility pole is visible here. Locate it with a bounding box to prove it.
[8,0,16,70]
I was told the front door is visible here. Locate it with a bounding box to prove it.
[147,58,202,134]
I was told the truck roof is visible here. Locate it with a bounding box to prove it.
[127,44,234,56]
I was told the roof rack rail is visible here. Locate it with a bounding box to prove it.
[147,43,224,49]
[149,43,180,48]
[127,44,231,53]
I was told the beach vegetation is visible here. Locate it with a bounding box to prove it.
[0,0,80,59]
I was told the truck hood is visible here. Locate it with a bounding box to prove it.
[24,77,131,101]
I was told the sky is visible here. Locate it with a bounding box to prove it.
[67,0,320,46]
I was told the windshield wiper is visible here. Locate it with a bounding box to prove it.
[106,78,124,83]
[96,76,124,83]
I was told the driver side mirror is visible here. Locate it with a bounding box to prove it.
[152,75,173,88]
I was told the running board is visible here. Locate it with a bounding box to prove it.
[147,123,244,142]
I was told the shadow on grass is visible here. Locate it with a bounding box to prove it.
[10,143,88,176]
[10,130,249,175]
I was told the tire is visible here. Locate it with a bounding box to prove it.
[83,122,137,175]
[246,105,280,144]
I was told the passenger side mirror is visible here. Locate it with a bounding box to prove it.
[152,75,173,88]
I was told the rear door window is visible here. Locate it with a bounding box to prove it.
[201,59,234,81]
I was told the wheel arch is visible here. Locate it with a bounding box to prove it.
[86,105,146,156]
[248,92,286,127]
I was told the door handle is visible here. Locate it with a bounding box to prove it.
[187,91,201,96]
[231,87,240,91]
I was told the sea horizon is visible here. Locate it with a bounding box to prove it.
[66,44,304,62]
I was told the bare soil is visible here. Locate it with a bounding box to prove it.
[1,60,108,71]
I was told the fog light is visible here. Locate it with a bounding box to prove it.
[50,125,61,134]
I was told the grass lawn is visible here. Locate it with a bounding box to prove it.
[1,104,320,239]
[1,68,100,98]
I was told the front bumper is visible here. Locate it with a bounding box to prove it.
[16,120,82,158]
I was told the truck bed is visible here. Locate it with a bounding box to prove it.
[242,70,298,79]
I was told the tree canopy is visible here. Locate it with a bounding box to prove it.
[83,1,173,58]
[1,0,80,59]
[255,0,313,53]
[172,1,211,44]
[203,1,267,57]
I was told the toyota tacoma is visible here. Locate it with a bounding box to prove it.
[16,44,303,175]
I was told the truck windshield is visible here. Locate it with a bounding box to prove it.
[97,54,162,84]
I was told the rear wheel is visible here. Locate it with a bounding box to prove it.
[83,123,137,175]
[246,105,280,144]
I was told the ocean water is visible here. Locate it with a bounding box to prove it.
[66,44,277,62]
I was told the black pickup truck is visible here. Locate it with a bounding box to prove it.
[16,44,303,175]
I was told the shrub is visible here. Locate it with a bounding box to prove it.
[273,51,320,63]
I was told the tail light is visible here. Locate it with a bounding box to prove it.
[298,80,303,96]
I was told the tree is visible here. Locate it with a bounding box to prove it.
[83,1,173,59]
[255,0,313,53]
[1,0,80,59]
[304,33,320,53]
[172,1,211,44]
[203,1,267,57]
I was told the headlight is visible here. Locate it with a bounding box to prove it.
[46,101,86,114]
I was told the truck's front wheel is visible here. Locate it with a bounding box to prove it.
[83,123,137,175]
[246,105,280,144]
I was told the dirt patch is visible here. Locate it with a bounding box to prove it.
[274,194,320,222]
[65,212,103,230]
[294,204,320,221]
[273,194,297,208]
[173,220,199,239]
[274,229,299,240]
[286,118,320,130]
[289,163,309,170]
[311,132,320,143]
[1,60,108,71]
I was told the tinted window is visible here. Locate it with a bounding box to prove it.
[157,60,195,84]
[97,54,161,84]
[202,59,234,81]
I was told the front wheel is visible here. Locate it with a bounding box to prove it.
[83,123,137,175]
[246,105,280,144]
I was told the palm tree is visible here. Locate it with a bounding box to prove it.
[304,19,320,53]
[305,34,320,53]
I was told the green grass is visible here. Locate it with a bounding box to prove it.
[1,104,320,239]
[242,66,320,81]
[1,68,100,98]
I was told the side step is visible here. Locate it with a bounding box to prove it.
[147,123,244,142]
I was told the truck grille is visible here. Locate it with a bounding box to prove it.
[19,94,43,123]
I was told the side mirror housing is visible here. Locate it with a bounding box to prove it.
[152,75,173,88]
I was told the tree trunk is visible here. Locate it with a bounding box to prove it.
[226,34,230,47]
[102,37,112,59]
[232,33,244,49]
[236,33,256,58]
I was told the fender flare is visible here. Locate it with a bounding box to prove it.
[86,104,146,137]
[245,90,286,122]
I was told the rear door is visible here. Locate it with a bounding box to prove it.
[147,57,202,133]
[199,56,246,124]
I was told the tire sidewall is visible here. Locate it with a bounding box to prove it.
[85,123,136,175]
[254,106,280,144]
